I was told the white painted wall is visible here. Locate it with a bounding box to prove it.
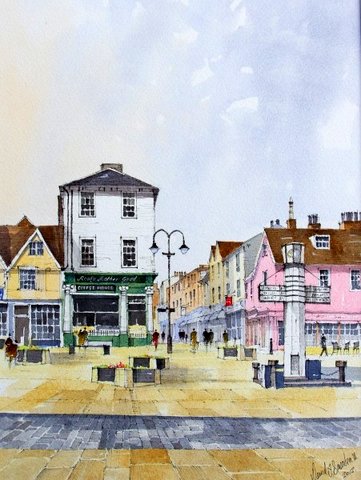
[226,246,246,302]
[62,189,156,273]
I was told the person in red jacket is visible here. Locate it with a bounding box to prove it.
[152,330,160,350]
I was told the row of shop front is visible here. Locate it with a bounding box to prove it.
[171,304,361,350]
[0,272,156,347]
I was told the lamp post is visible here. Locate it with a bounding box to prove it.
[150,229,189,354]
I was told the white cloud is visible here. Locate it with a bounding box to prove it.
[173,28,198,45]
[210,54,222,63]
[226,97,259,113]
[230,0,243,12]
[156,114,166,125]
[191,59,214,86]
[241,66,253,74]
[232,6,247,30]
[221,97,259,125]
[200,96,211,104]
[132,2,145,19]
[319,101,359,150]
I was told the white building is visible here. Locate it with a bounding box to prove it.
[58,163,159,346]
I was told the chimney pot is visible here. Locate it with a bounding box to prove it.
[101,163,123,173]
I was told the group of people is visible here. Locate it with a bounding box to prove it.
[178,330,188,343]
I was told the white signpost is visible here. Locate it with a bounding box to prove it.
[259,243,330,379]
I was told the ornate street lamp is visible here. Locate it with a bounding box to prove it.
[150,229,189,354]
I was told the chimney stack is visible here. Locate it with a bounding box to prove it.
[100,163,123,173]
[340,211,361,231]
[307,214,321,229]
[286,197,297,229]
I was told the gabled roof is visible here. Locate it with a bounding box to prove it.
[217,241,243,260]
[265,227,361,265]
[243,232,264,278]
[60,167,159,194]
[0,217,64,267]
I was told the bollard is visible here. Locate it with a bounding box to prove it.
[252,362,260,382]
[335,360,347,383]
[268,360,278,387]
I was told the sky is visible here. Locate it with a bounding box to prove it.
[0,0,360,282]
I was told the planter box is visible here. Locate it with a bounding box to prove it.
[133,368,155,383]
[26,350,43,363]
[223,347,238,358]
[132,357,150,368]
[97,367,116,382]
[240,346,257,361]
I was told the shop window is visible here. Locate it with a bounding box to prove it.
[278,321,284,345]
[236,279,241,297]
[0,304,7,336]
[128,295,145,326]
[31,305,60,341]
[73,296,119,328]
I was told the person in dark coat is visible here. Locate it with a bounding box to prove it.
[161,331,166,343]
[223,330,229,347]
[320,333,328,356]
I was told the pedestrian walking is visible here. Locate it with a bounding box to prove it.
[161,331,166,343]
[152,330,160,350]
[185,333,188,343]
[78,327,88,348]
[202,329,209,350]
[320,333,328,356]
[209,329,214,348]
[223,330,229,347]
[190,328,197,352]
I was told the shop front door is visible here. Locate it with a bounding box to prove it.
[14,305,30,345]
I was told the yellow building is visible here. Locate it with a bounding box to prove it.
[208,241,242,306]
[0,217,64,346]
[170,265,208,321]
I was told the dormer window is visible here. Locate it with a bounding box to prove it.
[29,241,44,256]
[262,243,268,256]
[315,235,330,249]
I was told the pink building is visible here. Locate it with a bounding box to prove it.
[245,210,361,350]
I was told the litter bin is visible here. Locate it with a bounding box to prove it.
[275,364,284,389]
[69,345,75,355]
[305,359,321,380]
[103,345,110,355]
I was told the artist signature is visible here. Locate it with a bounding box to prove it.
[310,451,357,480]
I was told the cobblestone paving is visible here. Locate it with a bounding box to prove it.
[1,414,361,450]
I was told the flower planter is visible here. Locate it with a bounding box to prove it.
[223,347,238,358]
[132,368,155,383]
[26,350,43,363]
[97,367,116,382]
[133,357,150,368]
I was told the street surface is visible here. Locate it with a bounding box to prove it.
[0,342,360,479]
